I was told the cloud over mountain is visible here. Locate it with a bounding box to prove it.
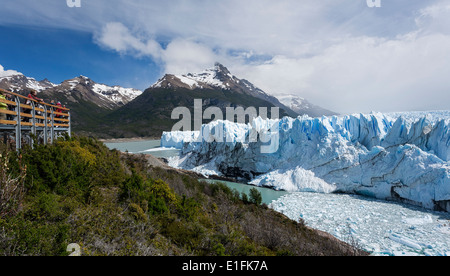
[1,0,449,113]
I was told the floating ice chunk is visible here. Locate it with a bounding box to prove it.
[402,215,433,225]
[389,234,423,251]
[249,167,337,193]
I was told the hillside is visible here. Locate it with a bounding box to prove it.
[93,64,300,138]
[0,136,365,256]
[98,86,292,138]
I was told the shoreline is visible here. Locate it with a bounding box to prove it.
[99,137,160,143]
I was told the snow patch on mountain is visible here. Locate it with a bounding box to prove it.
[61,76,142,105]
[277,94,338,117]
[179,66,229,89]
[0,65,59,92]
[91,83,143,104]
[153,63,231,90]
[278,94,307,110]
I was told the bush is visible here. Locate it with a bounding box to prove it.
[0,152,26,219]
[121,172,179,216]
[249,188,262,206]
[17,136,127,198]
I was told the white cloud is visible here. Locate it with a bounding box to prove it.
[0,65,22,78]
[94,22,217,75]
[234,31,450,114]
[415,0,450,35]
[95,22,162,60]
[1,0,449,113]
[161,39,218,75]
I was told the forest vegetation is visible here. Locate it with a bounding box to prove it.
[0,136,365,256]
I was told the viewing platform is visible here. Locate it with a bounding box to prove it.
[0,88,71,150]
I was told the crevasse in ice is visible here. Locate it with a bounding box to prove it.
[162,111,450,211]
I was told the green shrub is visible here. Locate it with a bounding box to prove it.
[0,151,26,219]
[249,188,262,206]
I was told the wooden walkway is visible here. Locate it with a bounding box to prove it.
[0,88,71,150]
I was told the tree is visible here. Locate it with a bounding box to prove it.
[249,188,262,206]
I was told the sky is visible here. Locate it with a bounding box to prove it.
[0,0,449,114]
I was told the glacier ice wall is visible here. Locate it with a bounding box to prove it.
[162,112,450,211]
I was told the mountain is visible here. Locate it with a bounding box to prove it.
[0,69,142,135]
[99,63,299,138]
[277,94,338,117]
[153,63,298,117]
[0,68,142,107]
[0,72,56,92]
[0,63,336,138]
[37,76,143,134]
[40,76,142,109]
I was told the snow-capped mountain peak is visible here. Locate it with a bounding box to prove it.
[150,63,338,117]
[1,65,143,109]
[59,76,143,106]
[91,83,143,104]
[0,67,56,92]
[152,63,242,91]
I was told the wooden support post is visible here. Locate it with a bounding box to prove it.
[14,95,21,151]
[44,105,48,145]
[31,101,36,149]
[68,111,72,137]
[50,107,55,144]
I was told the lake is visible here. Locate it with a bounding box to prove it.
[104,139,181,159]
[104,139,289,204]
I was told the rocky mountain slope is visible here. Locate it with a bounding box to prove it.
[40,76,142,109]
[99,64,300,138]
[0,69,142,134]
[0,73,56,92]
[0,68,142,109]
[0,64,337,138]
[278,94,338,117]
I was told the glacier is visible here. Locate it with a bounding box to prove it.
[162,111,450,212]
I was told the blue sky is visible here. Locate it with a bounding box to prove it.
[1,0,449,113]
[0,25,161,90]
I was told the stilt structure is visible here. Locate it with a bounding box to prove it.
[0,88,71,150]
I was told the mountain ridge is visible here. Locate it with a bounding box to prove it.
[151,63,337,118]
[0,63,338,138]
[0,69,142,108]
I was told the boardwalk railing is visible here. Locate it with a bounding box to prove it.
[0,88,71,150]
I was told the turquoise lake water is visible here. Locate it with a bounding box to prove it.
[104,139,287,204]
[104,139,181,159]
